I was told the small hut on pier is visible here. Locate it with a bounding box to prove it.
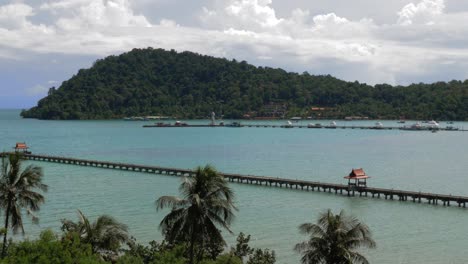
[13,142,31,154]
[344,168,369,188]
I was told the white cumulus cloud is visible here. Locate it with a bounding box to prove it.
[398,0,445,25]
[0,3,36,29]
[44,0,152,30]
[202,0,283,31]
[0,0,468,87]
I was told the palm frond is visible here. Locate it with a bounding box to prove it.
[155,196,188,210]
[296,209,375,264]
[349,251,370,264]
[10,205,24,235]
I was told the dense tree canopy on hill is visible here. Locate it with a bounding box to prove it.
[21,48,468,120]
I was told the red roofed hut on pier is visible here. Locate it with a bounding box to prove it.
[13,142,31,154]
[344,168,369,188]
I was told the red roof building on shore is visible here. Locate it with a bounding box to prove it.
[344,168,369,187]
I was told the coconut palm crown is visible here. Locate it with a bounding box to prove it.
[61,210,129,256]
[156,164,237,264]
[0,153,48,257]
[294,209,376,264]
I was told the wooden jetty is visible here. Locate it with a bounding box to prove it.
[1,152,467,208]
[142,123,464,132]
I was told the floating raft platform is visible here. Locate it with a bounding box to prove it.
[2,152,467,208]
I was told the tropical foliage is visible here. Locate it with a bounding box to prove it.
[0,153,48,257]
[61,210,129,259]
[246,249,276,264]
[294,209,376,264]
[20,48,468,120]
[156,165,237,264]
[0,230,104,264]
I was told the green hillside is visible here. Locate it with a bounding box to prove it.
[21,48,468,120]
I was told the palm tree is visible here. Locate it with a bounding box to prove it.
[294,209,376,264]
[156,165,237,264]
[0,153,48,257]
[61,210,129,256]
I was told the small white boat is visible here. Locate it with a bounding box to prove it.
[428,120,439,127]
[283,120,294,128]
[307,123,322,128]
[326,121,337,129]
[401,122,423,130]
[373,122,384,129]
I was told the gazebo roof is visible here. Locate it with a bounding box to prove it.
[14,142,28,149]
[344,168,370,179]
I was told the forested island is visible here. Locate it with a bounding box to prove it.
[21,48,468,120]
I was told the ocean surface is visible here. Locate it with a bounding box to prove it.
[1,109,468,263]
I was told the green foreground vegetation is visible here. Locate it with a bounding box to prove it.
[0,153,375,263]
[21,48,468,120]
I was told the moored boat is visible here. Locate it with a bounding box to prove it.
[428,120,439,129]
[372,122,384,129]
[326,121,337,129]
[401,122,423,130]
[282,120,294,128]
[307,123,322,128]
[174,121,188,126]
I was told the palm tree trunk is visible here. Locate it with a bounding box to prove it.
[189,222,197,264]
[2,200,12,258]
[189,234,195,264]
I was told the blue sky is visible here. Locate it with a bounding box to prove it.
[1,0,468,108]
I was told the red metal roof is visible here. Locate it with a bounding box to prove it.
[14,143,28,149]
[344,168,370,179]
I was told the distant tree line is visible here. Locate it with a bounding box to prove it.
[20,48,468,120]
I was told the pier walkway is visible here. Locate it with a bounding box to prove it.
[2,152,467,208]
[142,124,465,131]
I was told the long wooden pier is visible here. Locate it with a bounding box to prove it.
[3,153,467,208]
[142,123,464,131]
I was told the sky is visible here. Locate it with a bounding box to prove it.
[1,0,468,108]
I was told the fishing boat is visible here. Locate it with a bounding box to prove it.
[401,122,423,130]
[174,121,188,126]
[283,121,294,128]
[326,121,337,129]
[372,122,384,129]
[307,123,322,128]
[428,120,439,127]
[155,122,171,127]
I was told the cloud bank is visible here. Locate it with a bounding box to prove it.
[1,0,468,87]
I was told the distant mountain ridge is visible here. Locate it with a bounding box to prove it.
[21,48,468,120]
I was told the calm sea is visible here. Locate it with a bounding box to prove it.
[1,109,468,263]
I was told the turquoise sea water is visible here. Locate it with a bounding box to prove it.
[1,109,468,263]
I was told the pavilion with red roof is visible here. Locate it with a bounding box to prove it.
[13,142,31,154]
[344,168,369,188]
